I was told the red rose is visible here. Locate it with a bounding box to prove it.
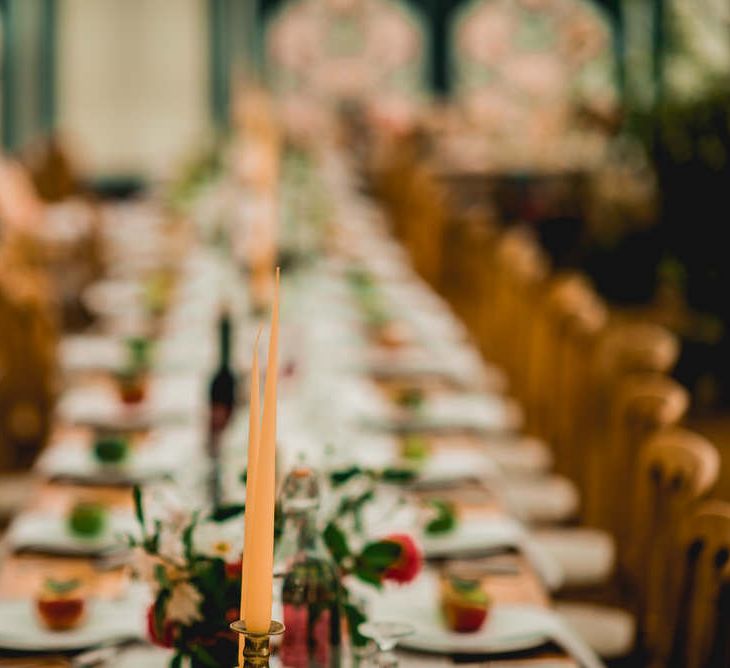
[146,604,177,648]
[225,560,242,581]
[382,534,422,584]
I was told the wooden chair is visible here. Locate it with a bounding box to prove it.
[667,501,730,668]
[582,322,680,524]
[469,217,503,360]
[0,265,57,471]
[491,227,549,396]
[0,265,57,527]
[556,428,718,662]
[633,428,720,663]
[369,133,419,240]
[605,375,690,546]
[439,205,498,338]
[402,163,449,287]
[552,285,608,486]
[532,374,685,593]
[1,157,101,331]
[23,135,80,203]
[525,273,602,450]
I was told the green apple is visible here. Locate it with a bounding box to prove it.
[401,435,430,462]
[68,502,107,538]
[93,434,130,465]
[126,335,152,371]
[398,387,425,411]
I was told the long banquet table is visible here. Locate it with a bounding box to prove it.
[0,152,587,667]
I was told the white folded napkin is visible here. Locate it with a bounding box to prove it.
[360,392,521,435]
[415,395,523,432]
[58,374,204,426]
[60,335,126,373]
[420,516,563,591]
[82,279,143,319]
[419,447,500,484]
[7,510,138,556]
[37,427,201,484]
[0,589,149,651]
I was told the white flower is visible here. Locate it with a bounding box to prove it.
[131,547,158,584]
[157,526,187,567]
[167,582,204,626]
[145,485,196,533]
[193,518,244,561]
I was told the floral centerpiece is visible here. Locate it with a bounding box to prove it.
[129,467,426,667]
[127,488,245,667]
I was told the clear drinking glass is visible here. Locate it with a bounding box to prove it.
[358,620,414,667]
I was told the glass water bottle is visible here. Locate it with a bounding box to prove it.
[278,467,342,668]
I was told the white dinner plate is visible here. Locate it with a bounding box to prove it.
[0,597,146,651]
[369,574,551,655]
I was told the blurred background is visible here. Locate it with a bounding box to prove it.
[2,0,730,483]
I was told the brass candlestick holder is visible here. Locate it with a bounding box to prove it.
[230,619,285,667]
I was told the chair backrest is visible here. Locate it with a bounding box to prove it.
[491,228,549,396]
[607,375,689,547]
[541,275,606,461]
[370,133,420,238]
[0,267,57,471]
[632,428,719,662]
[521,272,586,438]
[582,322,680,524]
[553,289,608,487]
[669,501,730,668]
[440,206,498,341]
[595,322,679,390]
[403,163,448,287]
[23,135,80,202]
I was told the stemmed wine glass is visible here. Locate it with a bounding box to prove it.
[358,620,415,667]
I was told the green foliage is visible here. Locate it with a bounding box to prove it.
[182,514,198,562]
[189,644,218,667]
[154,563,171,589]
[342,599,368,648]
[425,499,457,535]
[43,578,81,596]
[353,540,402,588]
[133,485,145,528]
[329,465,416,487]
[323,522,351,564]
[380,467,417,484]
[207,503,246,522]
[167,145,223,213]
[330,466,363,487]
[152,590,170,642]
[359,540,401,568]
[345,266,392,328]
